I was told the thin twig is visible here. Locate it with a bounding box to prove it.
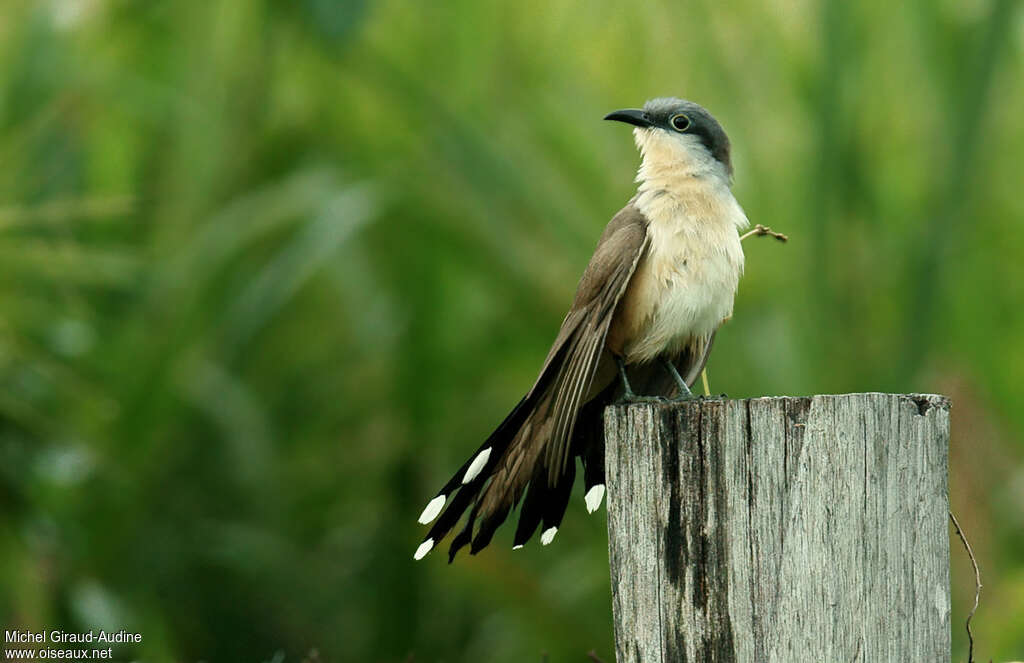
[585,651,606,663]
[740,223,789,242]
[949,509,981,663]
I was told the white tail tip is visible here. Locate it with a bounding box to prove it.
[413,538,434,561]
[540,527,558,546]
[584,484,606,513]
[461,447,491,484]
[418,495,446,524]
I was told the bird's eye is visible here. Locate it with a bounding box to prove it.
[670,114,691,132]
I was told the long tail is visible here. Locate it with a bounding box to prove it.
[413,390,539,562]
[413,359,613,562]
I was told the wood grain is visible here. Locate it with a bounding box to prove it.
[604,393,951,663]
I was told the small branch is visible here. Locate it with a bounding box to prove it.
[949,509,981,663]
[740,223,789,242]
[586,651,606,663]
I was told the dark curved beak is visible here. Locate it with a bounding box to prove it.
[603,109,652,128]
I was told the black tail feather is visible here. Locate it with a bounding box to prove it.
[540,460,576,534]
[418,339,623,559]
[575,388,609,493]
[432,394,531,500]
[424,480,479,546]
[512,468,550,547]
[582,435,604,493]
[420,391,537,552]
[470,501,512,554]
[429,386,609,557]
[447,507,477,562]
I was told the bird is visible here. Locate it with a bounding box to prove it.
[414,98,749,562]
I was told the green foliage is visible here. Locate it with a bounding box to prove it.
[1,0,1022,660]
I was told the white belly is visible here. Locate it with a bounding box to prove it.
[614,182,747,364]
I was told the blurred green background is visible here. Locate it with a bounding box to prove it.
[2,0,1022,661]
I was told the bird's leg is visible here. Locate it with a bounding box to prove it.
[662,357,697,401]
[616,355,637,399]
[615,356,663,404]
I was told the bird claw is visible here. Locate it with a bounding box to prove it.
[615,393,667,405]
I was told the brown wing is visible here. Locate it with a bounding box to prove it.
[531,202,650,395]
[539,203,650,481]
[475,202,650,549]
[417,203,651,559]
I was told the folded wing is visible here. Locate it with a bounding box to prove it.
[415,203,651,560]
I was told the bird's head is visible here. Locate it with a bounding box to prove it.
[605,98,732,181]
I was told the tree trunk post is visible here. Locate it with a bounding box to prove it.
[604,393,951,662]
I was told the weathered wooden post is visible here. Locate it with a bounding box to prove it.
[604,393,951,662]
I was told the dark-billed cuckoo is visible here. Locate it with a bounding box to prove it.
[414,98,748,561]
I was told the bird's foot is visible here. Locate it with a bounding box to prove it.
[614,355,665,404]
[615,392,667,405]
